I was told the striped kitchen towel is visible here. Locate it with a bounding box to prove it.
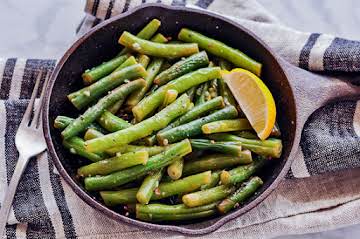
[0,0,360,238]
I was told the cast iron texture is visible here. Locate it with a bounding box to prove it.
[43,3,298,235]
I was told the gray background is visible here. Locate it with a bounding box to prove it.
[0,0,359,238]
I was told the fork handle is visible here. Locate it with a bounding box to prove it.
[0,154,30,237]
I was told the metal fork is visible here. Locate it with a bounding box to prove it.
[0,70,50,237]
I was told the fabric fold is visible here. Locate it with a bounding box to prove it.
[1,0,360,238]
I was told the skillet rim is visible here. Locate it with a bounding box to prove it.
[43,3,299,235]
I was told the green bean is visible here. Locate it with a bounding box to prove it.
[190,139,244,157]
[62,79,145,139]
[101,188,138,205]
[153,171,211,200]
[195,82,210,105]
[167,157,184,180]
[236,131,259,139]
[84,139,192,191]
[99,171,211,205]
[202,119,252,134]
[125,34,168,108]
[119,19,161,55]
[136,202,217,215]
[178,28,262,76]
[68,64,147,109]
[217,176,263,214]
[112,55,138,73]
[153,51,209,86]
[182,153,252,176]
[97,110,132,132]
[201,170,221,190]
[105,145,167,157]
[82,54,130,85]
[126,59,164,108]
[119,31,199,59]
[63,136,105,162]
[78,151,149,177]
[144,95,223,145]
[54,115,106,133]
[136,54,150,68]
[132,67,221,121]
[164,96,224,130]
[84,94,191,152]
[159,89,178,110]
[157,105,238,145]
[182,185,236,207]
[136,209,216,222]
[208,133,283,158]
[84,128,104,140]
[220,157,266,185]
[136,169,164,205]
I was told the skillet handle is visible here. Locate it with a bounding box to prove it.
[279,58,360,128]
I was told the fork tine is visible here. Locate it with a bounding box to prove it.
[31,70,51,128]
[19,70,43,127]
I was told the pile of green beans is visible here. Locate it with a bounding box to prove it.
[54,19,282,223]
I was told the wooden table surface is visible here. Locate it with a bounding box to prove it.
[0,0,359,238]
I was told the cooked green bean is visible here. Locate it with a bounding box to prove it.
[63,136,105,162]
[153,51,209,86]
[54,115,106,133]
[132,67,221,121]
[101,188,138,205]
[220,157,266,185]
[178,28,262,76]
[99,171,210,205]
[62,79,145,139]
[217,176,263,214]
[182,185,236,208]
[159,89,178,110]
[136,169,164,205]
[209,133,283,158]
[145,96,224,145]
[136,209,216,222]
[157,105,238,145]
[182,153,252,176]
[202,119,252,134]
[112,55,138,73]
[105,144,167,157]
[119,19,161,55]
[201,170,221,190]
[84,94,191,152]
[125,34,168,108]
[78,151,149,177]
[84,128,104,140]
[190,139,244,156]
[167,157,184,180]
[68,63,147,110]
[136,54,150,68]
[82,54,130,85]
[119,31,199,59]
[97,110,132,132]
[84,139,192,191]
[136,202,217,215]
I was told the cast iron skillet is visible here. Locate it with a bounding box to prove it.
[43,3,360,235]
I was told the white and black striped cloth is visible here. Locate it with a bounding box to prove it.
[0,0,359,238]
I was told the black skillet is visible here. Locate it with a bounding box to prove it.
[43,3,360,235]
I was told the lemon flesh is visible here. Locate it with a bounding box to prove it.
[221,69,276,140]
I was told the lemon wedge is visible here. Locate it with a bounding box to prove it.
[221,68,276,140]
